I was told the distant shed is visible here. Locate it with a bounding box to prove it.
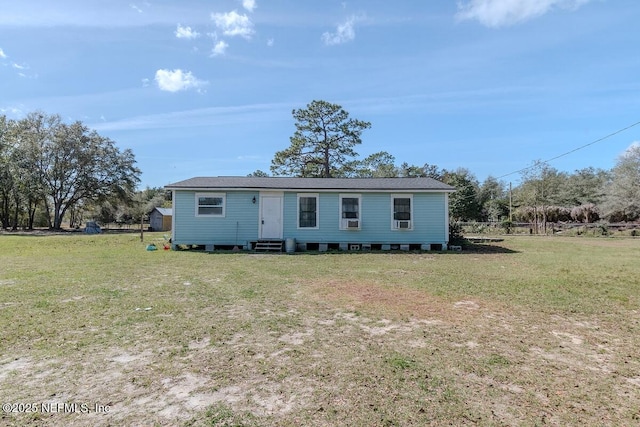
[149,207,172,231]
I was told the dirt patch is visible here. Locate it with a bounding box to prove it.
[278,329,314,345]
[453,300,480,310]
[2,304,639,426]
[310,279,458,320]
[0,358,31,381]
[188,337,211,350]
[308,278,503,327]
[2,278,639,425]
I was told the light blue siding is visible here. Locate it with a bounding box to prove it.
[173,190,259,246]
[172,190,448,247]
[283,192,446,244]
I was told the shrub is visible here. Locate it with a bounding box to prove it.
[468,221,487,234]
[571,204,600,223]
[501,220,513,234]
[546,206,572,223]
[449,222,464,244]
[596,223,609,236]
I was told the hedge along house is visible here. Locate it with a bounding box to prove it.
[165,177,455,252]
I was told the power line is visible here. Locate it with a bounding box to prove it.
[496,119,640,180]
[444,119,640,210]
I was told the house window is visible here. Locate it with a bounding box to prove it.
[340,194,361,230]
[196,193,225,217]
[392,195,412,229]
[298,194,318,228]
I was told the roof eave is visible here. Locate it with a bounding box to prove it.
[165,185,455,192]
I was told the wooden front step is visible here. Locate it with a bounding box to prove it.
[254,240,284,252]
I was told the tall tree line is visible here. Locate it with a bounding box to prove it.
[259,100,640,226]
[0,112,140,230]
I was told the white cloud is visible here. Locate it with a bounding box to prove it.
[0,48,7,59]
[9,61,36,78]
[241,0,256,13]
[154,69,208,92]
[322,16,360,46]
[456,0,592,28]
[0,106,25,117]
[129,3,143,14]
[212,41,229,56]
[267,38,274,47]
[626,141,640,154]
[211,10,254,39]
[175,24,200,39]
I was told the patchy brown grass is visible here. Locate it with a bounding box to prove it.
[311,278,449,317]
[0,234,639,426]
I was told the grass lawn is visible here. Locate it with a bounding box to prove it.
[0,232,639,426]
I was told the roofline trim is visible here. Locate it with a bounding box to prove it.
[165,186,455,193]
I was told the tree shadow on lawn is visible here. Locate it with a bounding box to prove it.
[0,229,83,236]
[459,241,519,254]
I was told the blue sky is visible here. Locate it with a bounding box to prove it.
[1,0,639,188]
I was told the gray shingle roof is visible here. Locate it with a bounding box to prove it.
[165,176,455,191]
[153,207,172,216]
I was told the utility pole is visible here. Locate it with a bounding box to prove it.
[509,182,513,222]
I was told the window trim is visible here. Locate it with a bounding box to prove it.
[195,192,226,217]
[339,194,361,230]
[297,193,319,229]
[391,194,413,230]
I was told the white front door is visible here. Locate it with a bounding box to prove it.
[260,193,283,239]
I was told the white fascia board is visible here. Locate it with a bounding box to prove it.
[166,186,454,193]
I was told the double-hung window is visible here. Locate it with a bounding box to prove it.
[392,195,412,229]
[340,194,361,230]
[196,193,225,217]
[298,194,318,228]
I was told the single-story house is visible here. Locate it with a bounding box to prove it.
[149,207,172,231]
[165,176,455,251]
